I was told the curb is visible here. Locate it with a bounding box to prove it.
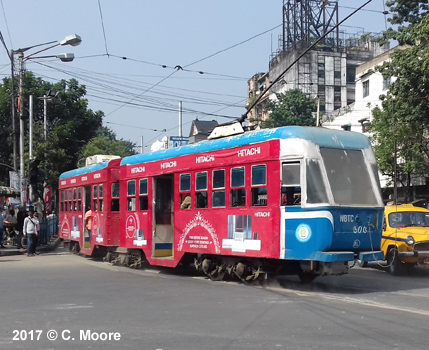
[0,237,62,257]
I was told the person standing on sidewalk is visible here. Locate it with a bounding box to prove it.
[0,207,4,248]
[16,206,27,250]
[23,209,39,256]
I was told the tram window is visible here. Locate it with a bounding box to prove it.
[180,173,191,191]
[231,188,246,207]
[231,167,245,207]
[98,184,103,212]
[93,185,97,199]
[180,193,192,209]
[78,187,81,200]
[282,163,300,185]
[252,187,267,206]
[139,179,148,211]
[111,183,120,212]
[127,180,136,211]
[195,192,208,209]
[73,201,77,211]
[212,191,225,207]
[306,159,329,204]
[282,162,302,206]
[195,172,208,209]
[213,170,225,189]
[281,186,301,206]
[251,165,267,206]
[93,199,97,211]
[231,167,245,187]
[61,190,64,202]
[61,202,64,212]
[196,172,208,191]
[73,188,77,200]
[112,183,120,198]
[78,201,82,212]
[65,190,68,201]
[64,202,67,212]
[69,189,72,201]
[320,148,378,205]
[251,165,266,186]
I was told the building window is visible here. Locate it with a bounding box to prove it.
[334,71,341,79]
[347,67,355,83]
[383,77,391,90]
[363,80,369,98]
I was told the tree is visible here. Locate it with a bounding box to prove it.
[260,89,317,129]
[0,72,106,198]
[369,7,429,202]
[81,128,137,160]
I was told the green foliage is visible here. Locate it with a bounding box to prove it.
[369,10,429,202]
[260,89,317,129]
[81,133,137,160]
[382,1,429,44]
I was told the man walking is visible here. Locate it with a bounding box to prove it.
[23,209,39,256]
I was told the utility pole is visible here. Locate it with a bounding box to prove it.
[179,101,182,137]
[18,52,26,205]
[10,49,17,171]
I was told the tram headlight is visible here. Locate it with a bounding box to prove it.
[405,235,415,246]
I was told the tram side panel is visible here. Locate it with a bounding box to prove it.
[174,160,282,261]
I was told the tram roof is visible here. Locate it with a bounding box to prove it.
[59,161,110,180]
[121,126,370,166]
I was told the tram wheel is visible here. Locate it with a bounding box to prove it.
[298,271,319,283]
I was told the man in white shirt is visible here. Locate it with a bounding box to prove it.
[23,209,39,256]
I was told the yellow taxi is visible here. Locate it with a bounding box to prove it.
[381,204,429,275]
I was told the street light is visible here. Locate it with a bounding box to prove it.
[12,34,82,205]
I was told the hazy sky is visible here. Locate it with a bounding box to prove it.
[0,1,390,152]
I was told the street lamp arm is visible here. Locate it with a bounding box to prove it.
[13,40,57,55]
[24,42,62,60]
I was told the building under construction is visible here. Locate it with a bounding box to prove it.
[247,0,389,123]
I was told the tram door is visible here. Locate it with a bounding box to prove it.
[83,186,92,249]
[153,175,174,257]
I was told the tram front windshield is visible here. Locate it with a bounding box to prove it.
[320,148,378,206]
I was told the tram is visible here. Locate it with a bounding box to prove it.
[59,126,385,282]
[58,158,121,256]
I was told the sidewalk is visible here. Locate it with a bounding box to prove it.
[0,236,62,257]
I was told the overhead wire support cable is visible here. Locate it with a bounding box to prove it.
[241,0,373,122]
[98,0,110,56]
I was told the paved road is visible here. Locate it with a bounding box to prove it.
[1,251,429,350]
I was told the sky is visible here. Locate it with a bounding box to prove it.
[0,0,391,153]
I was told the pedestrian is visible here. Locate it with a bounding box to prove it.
[23,209,39,256]
[0,207,4,248]
[16,205,27,250]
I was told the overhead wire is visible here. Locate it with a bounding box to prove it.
[0,0,12,49]
[97,0,110,56]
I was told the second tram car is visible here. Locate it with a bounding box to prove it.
[59,126,384,282]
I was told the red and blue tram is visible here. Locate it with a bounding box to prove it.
[59,126,384,281]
